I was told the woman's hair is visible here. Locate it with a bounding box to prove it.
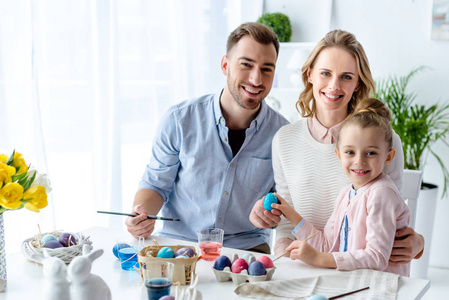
[296,29,375,117]
[226,22,280,58]
[336,98,393,150]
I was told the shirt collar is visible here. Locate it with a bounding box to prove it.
[307,115,343,144]
[214,89,267,131]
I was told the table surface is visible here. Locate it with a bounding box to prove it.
[0,226,430,299]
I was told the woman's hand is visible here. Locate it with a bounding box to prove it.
[390,227,425,264]
[249,197,282,228]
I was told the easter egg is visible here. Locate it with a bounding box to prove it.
[231,258,249,274]
[44,240,64,249]
[176,255,189,259]
[59,232,77,247]
[112,243,131,258]
[160,296,175,300]
[213,255,232,271]
[263,193,279,211]
[307,295,328,300]
[175,247,196,258]
[157,246,175,258]
[257,255,274,268]
[242,253,255,263]
[248,261,266,276]
[40,234,58,245]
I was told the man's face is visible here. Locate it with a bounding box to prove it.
[221,35,277,110]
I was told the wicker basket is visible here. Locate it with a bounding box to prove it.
[138,244,198,285]
[21,231,93,264]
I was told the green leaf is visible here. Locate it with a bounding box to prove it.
[22,171,37,191]
[5,149,16,166]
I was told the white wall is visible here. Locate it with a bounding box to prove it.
[263,0,449,268]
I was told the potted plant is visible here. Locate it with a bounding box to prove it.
[257,12,292,42]
[375,67,449,278]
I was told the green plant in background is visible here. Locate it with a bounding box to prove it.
[257,12,292,42]
[375,67,449,197]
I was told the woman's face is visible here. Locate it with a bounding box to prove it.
[307,47,359,121]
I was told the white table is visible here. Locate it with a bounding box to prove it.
[0,227,430,299]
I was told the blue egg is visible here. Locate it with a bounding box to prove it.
[307,295,328,300]
[157,246,175,258]
[213,255,232,271]
[248,261,266,276]
[40,234,58,245]
[112,243,131,258]
[263,193,279,211]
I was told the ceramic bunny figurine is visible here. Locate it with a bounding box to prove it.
[67,244,111,300]
[31,249,71,300]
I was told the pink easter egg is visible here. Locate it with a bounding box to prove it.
[257,255,274,268]
[231,258,249,274]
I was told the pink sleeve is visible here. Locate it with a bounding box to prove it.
[293,187,348,252]
[333,187,409,271]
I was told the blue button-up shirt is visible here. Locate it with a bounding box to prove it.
[139,92,289,249]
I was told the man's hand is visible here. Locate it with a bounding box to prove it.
[125,205,156,239]
[390,227,425,265]
[249,197,282,228]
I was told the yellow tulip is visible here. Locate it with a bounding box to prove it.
[0,154,7,164]
[23,185,48,212]
[13,152,28,175]
[0,182,24,210]
[0,162,16,187]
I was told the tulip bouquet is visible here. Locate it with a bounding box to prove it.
[0,150,51,214]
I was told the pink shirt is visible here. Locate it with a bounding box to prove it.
[293,174,410,276]
[307,116,342,144]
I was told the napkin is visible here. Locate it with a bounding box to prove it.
[234,269,399,300]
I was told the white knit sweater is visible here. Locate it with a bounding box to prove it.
[273,118,404,243]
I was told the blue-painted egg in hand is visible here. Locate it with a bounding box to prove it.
[263,193,279,211]
[157,246,175,258]
[213,255,232,271]
[307,295,328,300]
[248,261,266,276]
[112,243,131,258]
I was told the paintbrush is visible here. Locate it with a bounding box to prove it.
[329,286,370,299]
[97,210,181,221]
[272,231,320,262]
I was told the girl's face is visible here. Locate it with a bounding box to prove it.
[307,47,359,121]
[335,124,395,190]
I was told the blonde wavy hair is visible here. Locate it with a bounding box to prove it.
[296,30,375,117]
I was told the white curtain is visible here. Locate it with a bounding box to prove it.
[0,0,253,254]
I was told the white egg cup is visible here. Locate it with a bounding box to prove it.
[212,253,276,285]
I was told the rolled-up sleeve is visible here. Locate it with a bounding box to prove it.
[139,108,181,203]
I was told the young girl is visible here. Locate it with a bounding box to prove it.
[273,98,410,276]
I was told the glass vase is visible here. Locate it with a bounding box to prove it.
[0,213,6,292]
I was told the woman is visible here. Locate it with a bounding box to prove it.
[250,29,424,264]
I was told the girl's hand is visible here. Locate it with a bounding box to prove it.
[271,193,302,227]
[286,240,319,266]
[286,240,337,268]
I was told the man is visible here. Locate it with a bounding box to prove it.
[125,22,289,253]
